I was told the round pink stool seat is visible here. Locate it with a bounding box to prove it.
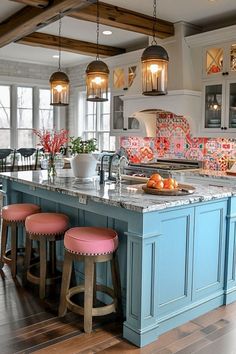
[64,227,118,255]
[2,203,41,222]
[25,213,69,235]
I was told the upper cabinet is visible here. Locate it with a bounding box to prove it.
[112,64,137,92]
[203,43,236,79]
[201,42,236,136]
[110,63,143,135]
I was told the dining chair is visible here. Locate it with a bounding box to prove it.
[16,148,39,171]
[0,149,15,172]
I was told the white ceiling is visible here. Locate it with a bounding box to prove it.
[0,0,235,67]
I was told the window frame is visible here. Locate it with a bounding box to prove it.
[0,82,57,148]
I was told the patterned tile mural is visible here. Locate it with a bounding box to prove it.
[120,112,236,171]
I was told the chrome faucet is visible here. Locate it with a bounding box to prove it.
[116,155,129,183]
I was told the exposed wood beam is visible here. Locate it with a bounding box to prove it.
[0,0,96,48]
[69,2,174,39]
[9,0,49,8]
[18,32,126,57]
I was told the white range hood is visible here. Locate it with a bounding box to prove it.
[122,65,201,137]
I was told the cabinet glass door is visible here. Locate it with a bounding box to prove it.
[206,48,223,76]
[112,95,124,129]
[230,44,236,73]
[229,83,236,128]
[113,68,125,90]
[205,84,222,128]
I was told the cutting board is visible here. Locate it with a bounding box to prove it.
[142,183,196,196]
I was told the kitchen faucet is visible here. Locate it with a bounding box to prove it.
[99,154,112,184]
[116,155,129,183]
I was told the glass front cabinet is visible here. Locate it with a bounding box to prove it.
[202,80,236,134]
[110,64,141,135]
[202,42,236,135]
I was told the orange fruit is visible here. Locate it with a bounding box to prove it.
[149,173,162,182]
[173,180,179,188]
[147,179,156,188]
[153,180,164,189]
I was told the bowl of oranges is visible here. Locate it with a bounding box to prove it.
[142,173,195,195]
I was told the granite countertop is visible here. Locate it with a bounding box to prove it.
[1,170,234,213]
[173,168,236,181]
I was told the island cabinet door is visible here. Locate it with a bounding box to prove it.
[156,207,194,318]
[192,200,227,302]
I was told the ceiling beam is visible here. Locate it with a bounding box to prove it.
[0,0,96,48]
[9,0,50,8]
[18,32,126,57]
[69,2,174,39]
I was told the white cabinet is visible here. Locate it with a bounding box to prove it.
[110,63,143,136]
[200,42,236,136]
[110,94,141,135]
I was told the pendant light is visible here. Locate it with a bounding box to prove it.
[49,14,70,106]
[85,0,109,102]
[141,0,169,96]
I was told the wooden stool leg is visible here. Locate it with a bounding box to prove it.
[84,256,94,333]
[39,238,47,299]
[111,252,123,319]
[11,223,17,278]
[93,263,97,306]
[23,233,32,283]
[49,241,56,276]
[58,251,73,317]
[0,219,7,264]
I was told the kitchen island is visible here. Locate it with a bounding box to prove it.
[2,169,236,347]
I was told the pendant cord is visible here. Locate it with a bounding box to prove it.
[96,0,99,61]
[58,13,62,71]
[152,0,158,45]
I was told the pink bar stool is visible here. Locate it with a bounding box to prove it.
[0,203,41,278]
[25,212,69,299]
[58,227,122,333]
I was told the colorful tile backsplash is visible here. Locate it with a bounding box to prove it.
[120,112,236,171]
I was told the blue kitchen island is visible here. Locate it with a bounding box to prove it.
[1,169,236,347]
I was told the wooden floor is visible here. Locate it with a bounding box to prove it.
[1,266,236,354]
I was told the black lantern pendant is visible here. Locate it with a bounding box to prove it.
[85,0,109,102]
[50,15,70,106]
[141,0,169,96]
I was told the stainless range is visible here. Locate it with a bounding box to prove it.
[123,159,203,179]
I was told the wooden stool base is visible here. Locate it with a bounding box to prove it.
[59,250,122,334]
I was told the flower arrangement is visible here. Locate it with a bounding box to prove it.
[33,129,69,154]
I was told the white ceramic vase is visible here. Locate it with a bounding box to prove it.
[70,153,97,178]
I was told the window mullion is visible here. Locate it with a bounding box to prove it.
[33,87,39,146]
[11,85,17,149]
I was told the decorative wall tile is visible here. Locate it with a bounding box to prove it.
[120,112,236,171]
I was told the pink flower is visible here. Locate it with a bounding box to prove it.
[33,129,69,154]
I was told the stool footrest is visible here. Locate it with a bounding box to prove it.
[66,284,116,317]
[27,262,61,286]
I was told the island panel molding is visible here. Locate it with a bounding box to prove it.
[2,170,236,347]
[0,0,96,48]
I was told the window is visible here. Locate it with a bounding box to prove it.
[80,92,116,152]
[0,85,54,148]
[0,85,11,148]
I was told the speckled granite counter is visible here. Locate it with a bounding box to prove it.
[173,168,236,182]
[0,169,234,213]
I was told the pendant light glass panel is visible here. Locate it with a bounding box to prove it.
[86,60,109,102]
[49,16,70,106]
[85,0,109,102]
[50,71,70,106]
[141,0,169,96]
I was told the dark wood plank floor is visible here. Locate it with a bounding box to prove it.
[1,265,236,354]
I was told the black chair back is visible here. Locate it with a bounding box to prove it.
[16,148,39,170]
[0,149,15,172]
